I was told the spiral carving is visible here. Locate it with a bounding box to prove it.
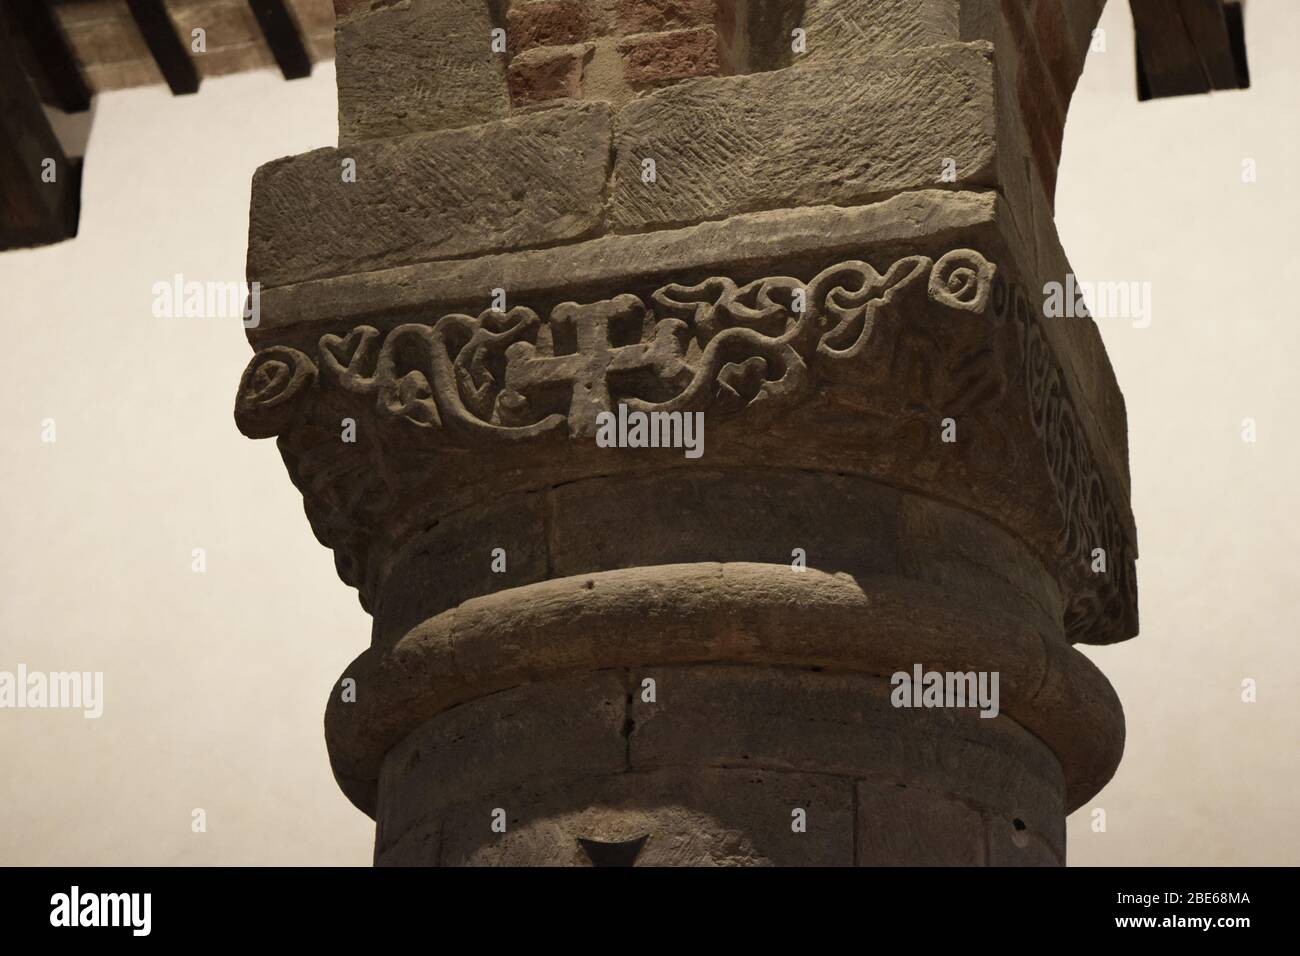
[234,346,317,439]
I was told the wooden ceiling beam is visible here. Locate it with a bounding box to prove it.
[125,0,200,95]
[5,0,92,113]
[248,1,312,81]
[1131,0,1250,101]
[0,24,81,250]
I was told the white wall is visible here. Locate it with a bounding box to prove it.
[0,61,374,865]
[1060,0,1300,865]
[0,1,1296,865]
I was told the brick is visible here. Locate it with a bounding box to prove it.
[248,102,612,287]
[610,43,996,231]
[616,0,718,35]
[507,0,592,53]
[508,43,592,104]
[617,27,729,89]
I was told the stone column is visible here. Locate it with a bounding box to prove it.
[236,0,1136,866]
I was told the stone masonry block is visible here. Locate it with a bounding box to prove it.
[374,492,551,648]
[798,0,960,61]
[248,102,612,287]
[373,817,441,866]
[376,671,629,847]
[433,767,856,866]
[616,0,719,35]
[548,470,902,580]
[629,665,1065,846]
[507,0,592,53]
[610,42,996,231]
[617,26,730,88]
[336,0,511,143]
[508,43,593,103]
[987,812,1062,866]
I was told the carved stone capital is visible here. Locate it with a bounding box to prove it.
[237,239,1135,647]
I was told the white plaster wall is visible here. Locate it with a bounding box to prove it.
[1059,0,1300,866]
[0,1,1295,865]
[0,61,375,865]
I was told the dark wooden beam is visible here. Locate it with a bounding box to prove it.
[0,23,81,250]
[5,0,92,113]
[247,1,312,80]
[1131,0,1250,102]
[125,0,199,95]
[1223,0,1251,91]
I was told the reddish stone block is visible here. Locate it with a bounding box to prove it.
[1032,0,1080,108]
[508,44,591,104]
[617,27,727,89]
[1017,71,1063,198]
[508,0,591,53]
[616,0,718,35]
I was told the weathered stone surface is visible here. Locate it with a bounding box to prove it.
[239,211,1135,651]
[247,102,612,287]
[335,0,510,143]
[856,781,985,866]
[507,43,593,103]
[899,494,1064,639]
[610,43,997,231]
[987,813,1062,867]
[617,26,730,88]
[251,190,1000,336]
[507,0,593,52]
[373,492,551,647]
[616,0,718,35]
[428,768,857,866]
[798,0,960,61]
[372,663,1066,865]
[629,666,1065,846]
[547,470,903,580]
[376,671,628,848]
[373,817,440,867]
[325,559,1121,820]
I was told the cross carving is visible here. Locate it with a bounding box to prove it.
[503,295,690,437]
